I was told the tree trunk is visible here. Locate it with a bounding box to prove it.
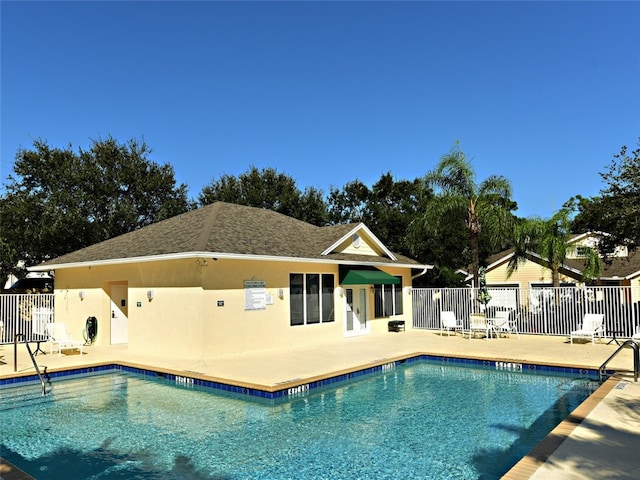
[471,231,480,287]
[552,266,561,305]
[468,205,481,287]
[552,266,560,288]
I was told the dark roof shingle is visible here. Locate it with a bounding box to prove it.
[41,202,421,267]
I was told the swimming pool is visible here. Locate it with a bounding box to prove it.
[1,360,599,479]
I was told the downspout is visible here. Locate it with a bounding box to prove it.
[412,266,431,281]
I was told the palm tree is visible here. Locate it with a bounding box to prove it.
[507,208,602,287]
[422,143,514,286]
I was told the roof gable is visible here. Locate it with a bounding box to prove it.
[321,224,397,261]
[485,232,640,281]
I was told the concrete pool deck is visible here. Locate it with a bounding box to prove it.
[1,329,639,479]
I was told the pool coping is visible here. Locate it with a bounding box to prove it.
[0,353,605,399]
[502,375,619,480]
[0,459,35,480]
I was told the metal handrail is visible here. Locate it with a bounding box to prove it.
[599,339,639,383]
[14,333,49,395]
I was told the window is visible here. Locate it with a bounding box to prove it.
[290,274,304,326]
[290,273,335,326]
[373,277,403,317]
[321,274,335,323]
[575,246,591,258]
[306,274,320,324]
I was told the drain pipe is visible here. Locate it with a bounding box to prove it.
[411,266,431,281]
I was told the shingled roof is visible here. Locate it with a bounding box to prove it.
[485,242,640,281]
[38,202,423,268]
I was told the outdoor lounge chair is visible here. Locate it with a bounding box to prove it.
[570,314,605,345]
[440,311,463,336]
[46,323,83,356]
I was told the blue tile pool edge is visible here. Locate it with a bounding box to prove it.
[0,355,606,400]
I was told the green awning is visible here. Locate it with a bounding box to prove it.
[340,269,400,285]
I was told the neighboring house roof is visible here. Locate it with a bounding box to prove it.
[484,233,640,282]
[565,253,640,281]
[33,202,429,270]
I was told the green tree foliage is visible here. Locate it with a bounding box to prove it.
[508,208,601,287]
[0,137,190,280]
[198,166,329,226]
[0,238,20,289]
[417,266,467,288]
[326,173,427,262]
[408,203,470,286]
[571,139,640,254]
[293,186,329,227]
[326,179,370,225]
[81,138,192,238]
[2,136,524,289]
[364,174,423,255]
[415,143,515,286]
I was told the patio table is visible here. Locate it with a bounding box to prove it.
[607,330,624,346]
[29,334,49,355]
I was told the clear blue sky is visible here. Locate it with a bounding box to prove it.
[2,1,639,219]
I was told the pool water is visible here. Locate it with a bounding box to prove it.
[1,362,599,479]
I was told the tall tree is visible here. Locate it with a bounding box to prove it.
[419,142,515,285]
[292,186,329,226]
[508,208,601,287]
[326,173,424,258]
[0,136,190,279]
[364,173,423,256]
[326,179,370,225]
[198,166,328,226]
[571,138,640,254]
[0,238,20,290]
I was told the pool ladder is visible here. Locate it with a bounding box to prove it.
[14,333,50,395]
[599,339,639,383]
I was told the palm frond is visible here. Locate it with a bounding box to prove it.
[427,148,476,198]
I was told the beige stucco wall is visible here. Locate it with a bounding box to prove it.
[53,258,413,359]
[486,258,577,288]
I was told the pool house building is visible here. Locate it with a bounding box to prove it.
[27,202,431,359]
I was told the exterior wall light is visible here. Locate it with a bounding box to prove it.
[147,289,154,301]
[79,290,85,300]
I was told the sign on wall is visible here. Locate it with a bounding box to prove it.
[244,280,266,310]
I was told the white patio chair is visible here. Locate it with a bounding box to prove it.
[490,310,509,337]
[570,314,605,345]
[492,310,520,339]
[508,312,521,339]
[632,325,640,342]
[440,311,463,336]
[469,313,494,339]
[46,323,84,356]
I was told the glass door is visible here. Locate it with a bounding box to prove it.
[345,286,369,337]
